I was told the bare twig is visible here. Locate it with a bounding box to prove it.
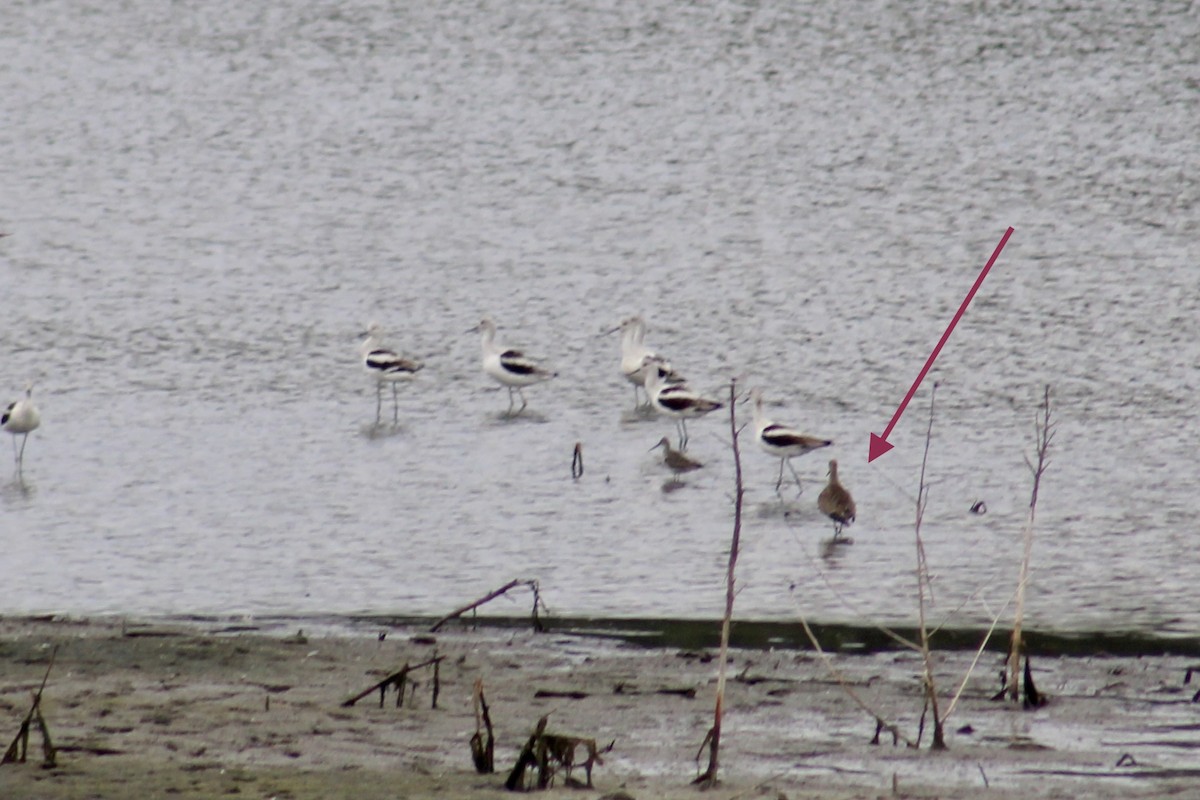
[694,380,745,787]
[1007,385,1055,701]
[914,383,946,749]
[793,608,915,748]
[470,678,495,773]
[341,655,444,707]
[2,645,57,767]
[941,592,1015,722]
[429,579,545,633]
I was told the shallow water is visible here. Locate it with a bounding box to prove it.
[1,0,1197,637]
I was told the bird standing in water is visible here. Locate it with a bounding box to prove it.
[2,384,40,472]
[651,436,703,482]
[359,323,424,425]
[605,316,681,408]
[643,357,722,449]
[471,317,557,415]
[749,388,832,495]
[818,459,856,541]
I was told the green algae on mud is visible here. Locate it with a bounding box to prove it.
[355,614,1200,658]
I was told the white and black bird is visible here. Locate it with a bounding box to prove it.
[471,317,557,415]
[749,388,832,494]
[2,384,40,471]
[818,459,857,541]
[604,316,682,408]
[642,356,722,450]
[359,323,424,425]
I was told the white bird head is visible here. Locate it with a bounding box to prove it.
[468,317,496,335]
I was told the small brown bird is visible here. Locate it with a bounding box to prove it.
[817,459,856,540]
[651,436,703,481]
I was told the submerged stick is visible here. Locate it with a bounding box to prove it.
[571,442,584,479]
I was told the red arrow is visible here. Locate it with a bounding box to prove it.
[868,227,1014,463]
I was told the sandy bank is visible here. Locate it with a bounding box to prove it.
[1,616,1197,799]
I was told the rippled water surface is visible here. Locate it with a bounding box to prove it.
[2,0,1197,637]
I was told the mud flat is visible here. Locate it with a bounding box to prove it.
[1,616,1197,799]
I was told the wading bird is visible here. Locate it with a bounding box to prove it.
[643,357,722,449]
[817,459,856,541]
[359,323,424,425]
[2,384,40,471]
[651,436,703,482]
[749,388,832,495]
[604,316,681,408]
[471,318,557,415]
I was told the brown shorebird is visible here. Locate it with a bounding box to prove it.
[651,436,703,482]
[817,459,856,540]
[749,388,832,494]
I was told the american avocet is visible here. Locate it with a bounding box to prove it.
[2,384,40,471]
[604,316,682,407]
[749,388,832,495]
[651,436,703,481]
[643,357,723,450]
[359,323,424,425]
[471,317,557,414]
[818,459,856,541]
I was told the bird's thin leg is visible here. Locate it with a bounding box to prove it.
[518,387,528,413]
[775,459,785,493]
[679,419,689,450]
[392,383,400,425]
[374,384,383,425]
[16,435,27,468]
[505,387,515,415]
[787,459,804,496]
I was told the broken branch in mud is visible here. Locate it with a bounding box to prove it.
[504,715,611,791]
[2,645,58,768]
[430,579,548,633]
[470,679,495,774]
[341,654,444,708]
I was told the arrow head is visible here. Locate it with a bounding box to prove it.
[868,433,894,463]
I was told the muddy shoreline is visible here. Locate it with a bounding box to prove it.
[1,616,1197,799]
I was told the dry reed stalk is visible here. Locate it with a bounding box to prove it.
[694,380,745,787]
[1007,385,1055,701]
[913,383,946,749]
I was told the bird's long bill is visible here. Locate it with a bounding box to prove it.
[599,325,621,337]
